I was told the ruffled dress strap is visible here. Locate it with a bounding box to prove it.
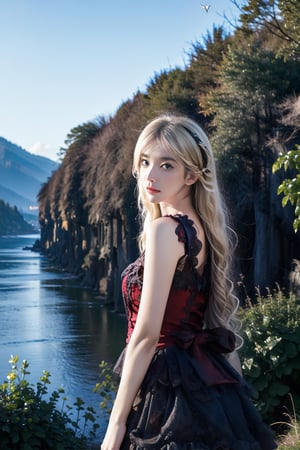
[165,214,202,262]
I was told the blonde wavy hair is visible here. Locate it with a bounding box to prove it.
[132,114,241,345]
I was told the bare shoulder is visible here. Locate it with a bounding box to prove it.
[145,217,184,257]
[146,216,179,242]
[144,217,184,274]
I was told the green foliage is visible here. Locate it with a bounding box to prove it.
[145,68,198,119]
[94,361,118,418]
[239,290,300,423]
[209,43,300,155]
[0,356,99,450]
[59,116,107,159]
[279,0,300,58]
[239,0,300,58]
[272,145,300,232]
[188,25,231,112]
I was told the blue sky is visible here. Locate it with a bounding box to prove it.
[0,0,239,161]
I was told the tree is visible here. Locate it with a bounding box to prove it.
[145,68,198,119]
[58,116,107,159]
[268,93,300,233]
[0,200,34,235]
[188,26,232,114]
[235,0,300,58]
[207,39,300,290]
[208,42,300,156]
[272,145,300,232]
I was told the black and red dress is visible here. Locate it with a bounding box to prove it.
[116,215,277,449]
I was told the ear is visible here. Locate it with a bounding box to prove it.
[185,172,198,186]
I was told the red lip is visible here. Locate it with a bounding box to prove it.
[146,187,160,194]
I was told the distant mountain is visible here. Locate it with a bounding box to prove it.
[0,137,59,215]
[0,199,35,235]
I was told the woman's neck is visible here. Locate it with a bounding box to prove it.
[159,201,195,218]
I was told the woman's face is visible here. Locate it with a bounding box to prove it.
[138,144,192,206]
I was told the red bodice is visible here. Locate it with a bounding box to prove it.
[121,253,208,346]
[121,215,237,386]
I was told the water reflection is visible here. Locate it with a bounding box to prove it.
[0,235,127,440]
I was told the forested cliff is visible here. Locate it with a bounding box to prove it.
[38,1,300,309]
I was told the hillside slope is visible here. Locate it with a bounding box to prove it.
[0,200,35,235]
[0,137,59,212]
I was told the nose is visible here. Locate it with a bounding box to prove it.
[147,164,157,182]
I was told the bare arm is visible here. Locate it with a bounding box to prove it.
[101,218,184,450]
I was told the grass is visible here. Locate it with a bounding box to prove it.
[276,395,300,449]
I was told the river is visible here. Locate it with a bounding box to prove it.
[0,234,127,443]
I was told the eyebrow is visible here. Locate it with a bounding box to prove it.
[141,153,177,162]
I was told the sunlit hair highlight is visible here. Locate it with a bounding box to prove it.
[132,114,241,347]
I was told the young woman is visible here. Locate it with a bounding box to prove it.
[101,114,277,449]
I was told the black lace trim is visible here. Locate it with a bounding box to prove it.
[121,253,144,289]
[121,254,144,332]
[172,214,202,259]
[122,215,206,288]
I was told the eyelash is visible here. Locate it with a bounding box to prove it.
[140,159,173,170]
[161,163,173,170]
[140,158,148,167]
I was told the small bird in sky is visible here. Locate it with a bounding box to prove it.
[201,4,211,12]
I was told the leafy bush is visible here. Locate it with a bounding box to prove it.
[0,356,99,450]
[94,360,118,418]
[272,144,300,233]
[239,290,300,423]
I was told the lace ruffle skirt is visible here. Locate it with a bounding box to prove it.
[114,346,277,450]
